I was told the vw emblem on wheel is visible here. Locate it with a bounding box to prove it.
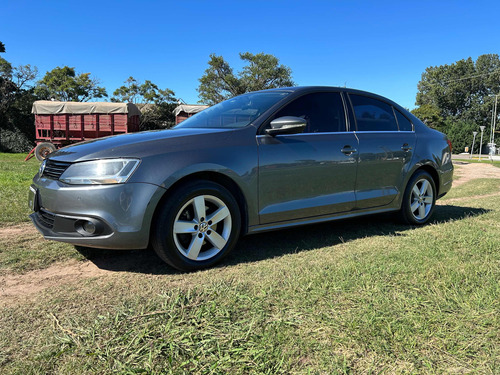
[199,222,209,233]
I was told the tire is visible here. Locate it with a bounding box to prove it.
[399,170,437,225]
[35,142,56,161]
[151,181,241,271]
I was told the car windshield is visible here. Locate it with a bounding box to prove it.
[175,91,290,129]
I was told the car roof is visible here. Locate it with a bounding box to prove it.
[252,86,406,112]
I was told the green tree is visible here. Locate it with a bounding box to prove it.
[0,45,39,152]
[0,41,5,53]
[111,76,175,104]
[197,52,295,105]
[112,77,177,130]
[411,104,444,130]
[445,118,479,154]
[112,76,140,103]
[415,54,500,126]
[35,66,107,102]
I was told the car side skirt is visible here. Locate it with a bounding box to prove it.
[247,206,399,234]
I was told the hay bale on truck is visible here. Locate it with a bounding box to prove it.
[27,101,141,161]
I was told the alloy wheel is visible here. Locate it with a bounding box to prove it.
[172,194,232,261]
[410,178,434,221]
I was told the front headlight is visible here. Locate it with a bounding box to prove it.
[59,158,141,185]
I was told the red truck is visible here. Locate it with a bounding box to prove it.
[28,101,141,161]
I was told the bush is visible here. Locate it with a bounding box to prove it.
[0,107,35,153]
[443,119,483,154]
[0,85,36,153]
[0,128,33,152]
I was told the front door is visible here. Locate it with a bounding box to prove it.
[257,91,358,224]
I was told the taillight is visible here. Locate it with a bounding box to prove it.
[447,139,452,152]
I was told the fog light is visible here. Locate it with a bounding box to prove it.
[75,218,102,236]
[82,221,96,235]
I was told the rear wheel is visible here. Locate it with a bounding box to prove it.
[400,170,436,225]
[151,181,241,271]
[35,142,56,161]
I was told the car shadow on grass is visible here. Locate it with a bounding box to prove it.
[76,204,489,274]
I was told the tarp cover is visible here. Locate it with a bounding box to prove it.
[32,101,141,117]
[173,104,209,116]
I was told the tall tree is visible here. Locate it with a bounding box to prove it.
[410,104,444,130]
[112,76,141,103]
[0,58,38,111]
[111,76,175,104]
[0,44,39,152]
[112,77,177,130]
[0,41,5,53]
[35,66,107,102]
[198,52,295,105]
[415,54,500,126]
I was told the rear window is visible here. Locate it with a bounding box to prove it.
[349,94,398,132]
[395,109,413,131]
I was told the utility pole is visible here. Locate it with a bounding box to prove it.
[492,95,498,155]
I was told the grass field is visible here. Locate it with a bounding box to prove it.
[0,153,40,225]
[0,153,498,374]
[0,154,84,272]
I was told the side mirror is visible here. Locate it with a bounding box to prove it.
[265,116,307,136]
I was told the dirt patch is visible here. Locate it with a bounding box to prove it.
[0,222,34,237]
[452,162,500,186]
[0,259,112,306]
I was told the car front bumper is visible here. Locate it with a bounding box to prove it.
[29,176,165,250]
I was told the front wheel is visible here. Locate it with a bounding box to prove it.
[400,170,436,225]
[151,181,241,271]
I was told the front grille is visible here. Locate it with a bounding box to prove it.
[36,208,55,229]
[43,159,71,180]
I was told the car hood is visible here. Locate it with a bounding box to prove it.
[48,128,234,162]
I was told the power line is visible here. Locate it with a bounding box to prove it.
[428,69,500,86]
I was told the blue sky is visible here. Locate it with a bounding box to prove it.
[2,0,499,109]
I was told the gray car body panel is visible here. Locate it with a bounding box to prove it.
[353,131,416,209]
[30,178,165,249]
[30,86,453,250]
[257,132,358,223]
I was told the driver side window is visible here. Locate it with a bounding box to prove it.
[270,92,347,133]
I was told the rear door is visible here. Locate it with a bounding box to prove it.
[257,91,359,224]
[347,93,416,209]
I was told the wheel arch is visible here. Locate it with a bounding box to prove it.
[150,171,249,239]
[414,164,440,197]
[397,163,441,210]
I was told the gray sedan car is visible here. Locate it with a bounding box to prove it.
[29,87,453,271]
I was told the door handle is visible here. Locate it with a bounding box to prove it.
[401,143,412,151]
[341,145,357,155]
